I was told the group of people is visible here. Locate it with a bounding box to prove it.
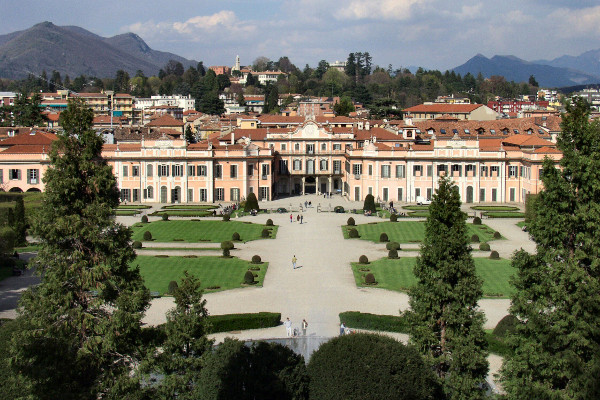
[290,214,304,224]
[284,317,309,337]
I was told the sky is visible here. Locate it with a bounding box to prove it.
[1,0,600,71]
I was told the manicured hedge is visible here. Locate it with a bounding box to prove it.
[338,311,409,333]
[207,312,281,333]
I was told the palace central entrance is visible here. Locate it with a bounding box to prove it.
[305,176,316,194]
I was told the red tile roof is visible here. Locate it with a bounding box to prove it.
[0,131,58,146]
[0,144,52,154]
[146,114,184,127]
[404,104,485,113]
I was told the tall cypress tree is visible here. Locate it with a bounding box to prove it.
[13,195,26,246]
[501,98,600,399]
[11,98,149,399]
[408,176,488,399]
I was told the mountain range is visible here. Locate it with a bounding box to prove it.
[452,52,600,88]
[0,22,198,80]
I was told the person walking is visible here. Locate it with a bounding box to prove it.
[292,255,297,269]
[302,319,308,336]
[284,317,292,337]
[340,322,346,336]
[297,214,300,222]
[290,213,293,223]
[300,215,303,224]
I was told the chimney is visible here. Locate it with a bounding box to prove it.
[231,131,235,144]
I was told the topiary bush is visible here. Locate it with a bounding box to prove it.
[141,215,148,223]
[379,232,389,242]
[132,241,142,249]
[471,234,480,243]
[143,231,152,241]
[162,213,169,221]
[363,194,377,213]
[221,241,234,251]
[261,229,270,238]
[244,192,260,212]
[365,273,376,284]
[232,232,241,241]
[390,213,398,222]
[223,213,231,222]
[359,255,369,264]
[479,242,491,251]
[251,255,262,264]
[334,206,344,213]
[266,218,273,226]
[167,280,178,295]
[222,248,230,257]
[244,270,255,284]
[490,250,500,259]
[307,333,441,400]
[473,216,482,225]
[493,231,502,239]
[493,314,520,338]
[348,228,359,238]
[386,241,401,251]
[347,217,355,226]
[388,249,398,259]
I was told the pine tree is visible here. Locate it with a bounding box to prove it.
[407,176,488,399]
[501,98,600,398]
[150,271,213,399]
[13,195,26,246]
[10,98,150,399]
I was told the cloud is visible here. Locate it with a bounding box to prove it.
[337,0,423,20]
[547,5,600,36]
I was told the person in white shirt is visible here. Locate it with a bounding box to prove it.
[284,317,293,337]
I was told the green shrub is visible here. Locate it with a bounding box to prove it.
[162,213,169,221]
[143,231,152,241]
[493,314,520,338]
[308,333,440,400]
[347,217,355,226]
[479,242,491,251]
[386,241,401,251]
[221,241,234,250]
[334,206,344,213]
[207,312,281,333]
[493,231,502,239]
[359,255,369,264]
[388,249,398,259]
[141,215,148,223]
[244,270,255,284]
[223,213,231,222]
[266,218,273,226]
[379,232,389,242]
[471,234,480,243]
[490,250,500,259]
[232,232,241,241]
[363,194,377,213]
[167,280,178,295]
[338,311,409,333]
[365,273,376,284]
[222,248,230,257]
[524,193,538,224]
[261,229,270,238]
[390,213,398,222]
[348,228,359,238]
[473,216,482,225]
[251,255,262,264]
[244,192,260,212]
[132,241,142,249]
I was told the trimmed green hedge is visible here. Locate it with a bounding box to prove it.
[483,212,526,218]
[208,312,281,333]
[471,206,520,211]
[339,311,409,333]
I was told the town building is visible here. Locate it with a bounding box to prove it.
[403,104,498,121]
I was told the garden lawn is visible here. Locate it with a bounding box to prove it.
[151,210,214,217]
[343,221,499,243]
[162,205,218,210]
[131,220,277,243]
[351,257,516,298]
[135,255,268,294]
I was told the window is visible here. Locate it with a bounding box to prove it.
[120,189,131,202]
[281,143,287,151]
[396,165,405,178]
[10,169,21,180]
[187,165,195,176]
[510,188,516,202]
[261,164,269,178]
[490,129,496,135]
[122,165,128,177]
[306,143,314,154]
[352,164,362,175]
[293,159,302,171]
[230,188,240,201]
[188,189,193,202]
[382,187,389,201]
[466,164,476,177]
[0,170,3,183]
[147,164,153,177]
[214,164,222,178]
[146,186,154,199]
[199,189,207,202]
[172,165,183,177]
[259,186,270,201]
[397,187,403,201]
[197,165,207,176]
[132,165,139,177]
[230,165,238,178]
[413,165,422,177]
[381,165,390,178]
[321,143,327,151]
[437,164,448,176]
[415,188,421,197]
[294,143,300,151]
[480,188,485,202]
[333,143,341,151]
[427,188,432,200]
[279,160,289,174]
[509,166,518,178]
[492,188,497,202]
[214,188,224,201]
[158,164,169,177]
[27,169,39,184]
[133,189,139,202]
[368,165,373,176]
[333,160,341,174]
[320,159,328,171]
[306,159,315,174]
[452,164,462,176]
[247,163,254,176]
[481,166,488,177]
[426,165,433,177]
[491,166,499,177]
